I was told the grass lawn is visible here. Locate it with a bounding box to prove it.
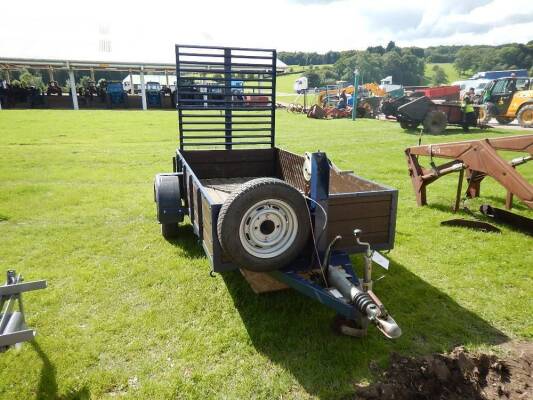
[425,62,467,84]
[0,110,531,399]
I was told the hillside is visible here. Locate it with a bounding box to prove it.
[424,63,466,85]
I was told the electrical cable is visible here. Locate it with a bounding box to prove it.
[302,194,329,286]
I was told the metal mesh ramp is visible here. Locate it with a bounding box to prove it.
[175,45,277,150]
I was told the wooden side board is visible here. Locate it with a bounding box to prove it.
[327,194,395,251]
[181,148,276,179]
[177,147,398,273]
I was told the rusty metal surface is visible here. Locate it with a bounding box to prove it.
[405,134,533,209]
[276,149,307,192]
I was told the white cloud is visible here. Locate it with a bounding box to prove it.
[0,0,531,61]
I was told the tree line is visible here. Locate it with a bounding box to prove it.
[279,40,533,87]
[299,41,425,87]
[278,51,341,66]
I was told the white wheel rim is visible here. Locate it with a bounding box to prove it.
[239,199,298,259]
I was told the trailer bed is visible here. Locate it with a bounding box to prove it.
[201,177,262,203]
[177,147,398,272]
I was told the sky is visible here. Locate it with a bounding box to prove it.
[1,0,532,62]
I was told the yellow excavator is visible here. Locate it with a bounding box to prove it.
[316,82,385,105]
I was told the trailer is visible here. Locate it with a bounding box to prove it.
[154,45,401,338]
[396,96,480,133]
[413,85,460,102]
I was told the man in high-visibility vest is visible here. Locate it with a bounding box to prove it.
[462,87,476,131]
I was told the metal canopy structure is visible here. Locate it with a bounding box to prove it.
[0,55,287,111]
[175,44,277,150]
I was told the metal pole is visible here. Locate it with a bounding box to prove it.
[140,68,147,110]
[129,69,134,95]
[90,68,95,81]
[165,70,169,88]
[48,67,54,82]
[6,69,10,84]
[68,68,79,110]
[352,69,359,121]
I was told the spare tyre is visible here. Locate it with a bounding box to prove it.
[423,110,447,134]
[217,178,310,272]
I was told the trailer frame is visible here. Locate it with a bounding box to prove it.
[154,45,401,337]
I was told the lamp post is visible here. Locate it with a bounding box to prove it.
[351,68,359,121]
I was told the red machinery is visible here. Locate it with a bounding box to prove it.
[414,85,460,102]
[405,134,533,211]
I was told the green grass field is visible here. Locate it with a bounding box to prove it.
[0,110,531,399]
[425,63,467,84]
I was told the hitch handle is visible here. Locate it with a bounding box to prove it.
[354,229,372,291]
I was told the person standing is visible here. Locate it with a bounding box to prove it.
[462,87,476,131]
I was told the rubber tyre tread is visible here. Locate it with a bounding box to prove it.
[217,177,310,272]
[400,120,419,130]
[478,104,492,124]
[161,223,179,239]
[495,116,514,125]
[517,104,533,128]
[423,110,447,134]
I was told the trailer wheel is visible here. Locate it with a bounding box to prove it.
[161,223,179,239]
[399,120,419,130]
[478,103,494,125]
[423,110,447,134]
[517,105,533,128]
[217,178,310,272]
[154,173,184,239]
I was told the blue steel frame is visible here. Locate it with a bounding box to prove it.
[270,251,363,320]
[271,152,364,321]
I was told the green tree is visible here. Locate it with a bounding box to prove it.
[78,76,92,89]
[18,68,45,90]
[454,47,478,74]
[304,71,321,87]
[385,41,396,52]
[432,65,448,85]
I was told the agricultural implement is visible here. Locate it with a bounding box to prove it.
[405,134,533,211]
[396,96,480,133]
[106,81,129,108]
[146,82,163,108]
[478,77,533,127]
[154,45,401,339]
[413,85,460,102]
[1,270,46,350]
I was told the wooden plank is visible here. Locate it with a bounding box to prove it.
[182,148,275,163]
[330,171,383,193]
[328,216,390,234]
[200,177,261,204]
[181,149,276,179]
[201,198,213,256]
[328,201,391,221]
[329,194,391,206]
[192,180,199,231]
[189,163,273,179]
[240,269,289,294]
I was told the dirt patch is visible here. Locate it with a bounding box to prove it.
[355,342,532,400]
